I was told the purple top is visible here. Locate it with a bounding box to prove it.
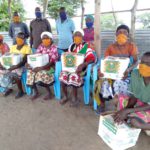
[83,27,94,42]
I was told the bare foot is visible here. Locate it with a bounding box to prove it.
[59,96,68,105]
[43,94,53,101]
[70,98,80,107]
[30,93,41,101]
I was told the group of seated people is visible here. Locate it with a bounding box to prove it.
[0,24,150,132]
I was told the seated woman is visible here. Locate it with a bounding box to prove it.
[0,34,9,55]
[59,29,95,106]
[94,24,138,113]
[0,32,31,98]
[26,32,58,100]
[114,52,150,132]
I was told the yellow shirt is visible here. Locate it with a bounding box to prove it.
[10,45,32,56]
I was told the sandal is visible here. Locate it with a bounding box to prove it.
[59,97,68,105]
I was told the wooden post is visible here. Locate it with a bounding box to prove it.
[43,0,48,18]
[131,0,138,42]
[81,0,85,29]
[94,0,101,58]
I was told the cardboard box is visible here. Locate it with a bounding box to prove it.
[61,52,85,73]
[27,53,49,68]
[0,53,23,69]
[101,56,130,80]
[98,114,141,150]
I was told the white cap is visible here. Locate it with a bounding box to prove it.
[73,29,84,36]
[41,31,53,39]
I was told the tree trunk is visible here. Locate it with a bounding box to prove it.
[111,0,117,28]
[43,0,49,18]
[94,0,101,58]
[8,0,12,22]
[81,0,85,29]
[131,0,138,42]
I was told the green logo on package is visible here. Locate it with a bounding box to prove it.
[64,54,76,68]
[104,60,120,73]
[2,57,12,66]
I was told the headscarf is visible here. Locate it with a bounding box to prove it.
[41,32,53,39]
[85,15,94,22]
[73,29,84,36]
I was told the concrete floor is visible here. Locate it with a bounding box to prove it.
[0,88,149,150]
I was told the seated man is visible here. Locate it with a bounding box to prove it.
[26,32,58,100]
[0,32,31,98]
[59,29,95,106]
[114,52,150,132]
[94,24,138,113]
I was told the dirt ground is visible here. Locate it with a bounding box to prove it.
[0,87,149,150]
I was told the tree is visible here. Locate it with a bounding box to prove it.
[137,13,150,29]
[100,14,122,31]
[36,0,84,20]
[0,0,25,31]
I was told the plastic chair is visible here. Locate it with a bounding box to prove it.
[92,56,136,110]
[22,61,62,98]
[55,61,93,104]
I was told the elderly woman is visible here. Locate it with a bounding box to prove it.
[26,32,58,100]
[0,35,9,55]
[0,32,31,98]
[59,29,95,106]
[94,24,138,113]
[83,15,94,49]
[114,52,150,133]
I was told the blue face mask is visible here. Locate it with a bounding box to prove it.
[35,11,42,19]
[59,12,67,20]
[86,22,93,28]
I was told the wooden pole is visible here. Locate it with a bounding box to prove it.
[8,0,12,22]
[94,0,101,58]
[131,0,138,42]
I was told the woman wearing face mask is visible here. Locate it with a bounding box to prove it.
[94,25,138,114]
[114,52,150,134]
[0,35,9,55]
[59,29,96,106]
[26,32,58,100]
[0,32,31,98]
[83,15,94,49]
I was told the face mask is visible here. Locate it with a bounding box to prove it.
[13,16,20,23]
[74,36,82,45]
[59,12,67,20]
[86,22,93,28]
[116,34,127,45]
[42,39,51,47]
[139,64,150,77]
[35,11,42,18]
[16,37,24,46]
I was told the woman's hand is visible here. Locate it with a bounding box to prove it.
[25,63,32,70]
[114,109,129,124]
[123,68,131,80]
[33,67,42,73]
[98,69,104,78]
[8,65,18,71]
[76,62,87,74]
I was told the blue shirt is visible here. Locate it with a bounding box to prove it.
[56,18,75,49]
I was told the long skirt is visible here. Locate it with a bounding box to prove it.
[26,70,54,86]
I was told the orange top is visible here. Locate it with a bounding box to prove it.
[104,42,138,59]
